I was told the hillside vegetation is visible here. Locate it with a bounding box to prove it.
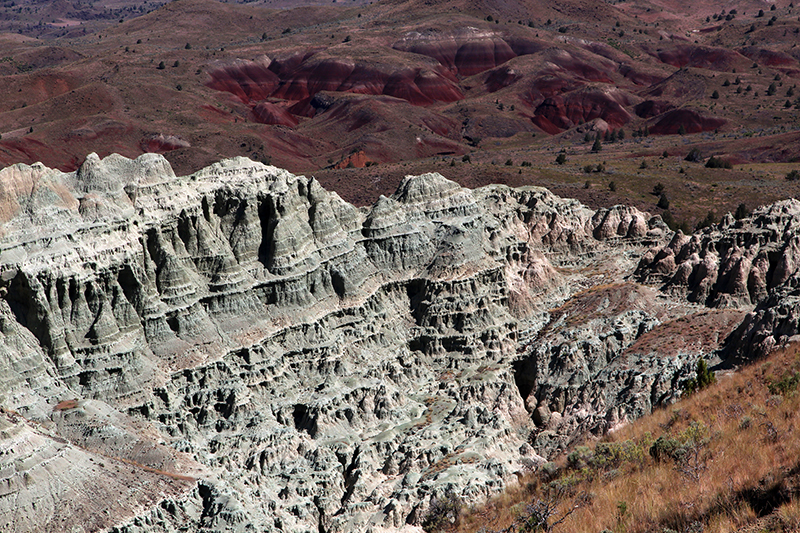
[442,344,800,533]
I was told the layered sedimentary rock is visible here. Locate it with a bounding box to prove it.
[0,153,762,532]
[635,201,800,359]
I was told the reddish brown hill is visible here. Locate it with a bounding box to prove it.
[208,52,463,105]
[251,101,298,127]
[646,43,749,72]
[0,0,798,205]
[648,108,726,135]
[206,58,280,104]
[533,86,635,132]
[296,94,465,163]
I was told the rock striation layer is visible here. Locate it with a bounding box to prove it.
[0,153,771,532]
[636,201,800,360]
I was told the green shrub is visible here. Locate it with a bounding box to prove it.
[649,436,681,463]
[786,169,800,181]
[684,358,716,393]
[555,153,566,165]
[768,371,800,397]
[421,493,461,532]
[652,182,665,196]
[695,210,717,231]
[685,148,702,162]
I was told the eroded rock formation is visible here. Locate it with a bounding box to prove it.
[636,201,800,359]
[0,153,775,532]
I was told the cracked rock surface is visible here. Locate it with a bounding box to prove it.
[0,153,767,532]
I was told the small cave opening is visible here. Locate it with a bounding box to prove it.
[512,356,537,411]
[166,314,180,334]
[292,404,318,437]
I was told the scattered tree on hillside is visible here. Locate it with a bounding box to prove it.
[734,203,750,219]
[684,359,716,394]
[657,194,670,209]
[591,138,602,153]
[711,90,720,99]
[652,182,665,196]
[157,61,165,69]
[786,169,800,181]
[555,152,566,165]
[767,83,777,96]
[685,148,703,162]
[695,210,717,230]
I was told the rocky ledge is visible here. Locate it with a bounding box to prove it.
[0,153,788,532]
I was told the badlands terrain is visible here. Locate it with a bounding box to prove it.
[1,150,800,532]
[1,0,800,532]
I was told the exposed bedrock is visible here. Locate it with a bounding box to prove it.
[532,86,635,132]
[635,200,800,359]
[0,153,765,532]
[648,108,726,135]
[207,52,464,107]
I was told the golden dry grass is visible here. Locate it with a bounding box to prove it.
[451,343,800,533]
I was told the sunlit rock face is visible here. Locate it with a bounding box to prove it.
[2,152,776,532]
